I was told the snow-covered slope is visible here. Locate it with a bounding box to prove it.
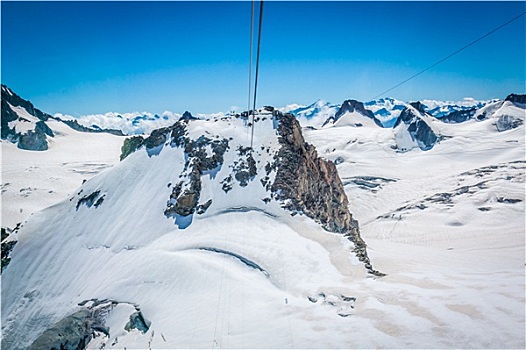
[2,111,377,349]
[301,96,525,349]
[1,119,124,229]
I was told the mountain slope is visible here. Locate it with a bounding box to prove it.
[2,112,377,349]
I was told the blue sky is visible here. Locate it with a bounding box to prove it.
[2,1,525,116]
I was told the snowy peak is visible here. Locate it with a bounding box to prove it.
[323,99,383,128]
[1,84,54,150]
[474,97,525,132]
[393,104,439,152]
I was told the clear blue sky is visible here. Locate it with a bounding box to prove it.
[2,1,525,116]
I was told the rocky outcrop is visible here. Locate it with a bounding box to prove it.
[496,115,523,131]
[409,101,427,115]
[441,107,477,123]
[505,93,526,105]
[179,110,198,121]
[394,106,439,151]
[120,136,145,160]
[272,112,382,275]
[1,227,17,273]
[25,299,149,350]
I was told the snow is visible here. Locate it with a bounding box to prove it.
[1,119,124,228]
[2,100,525,349]
[6,102,41,134]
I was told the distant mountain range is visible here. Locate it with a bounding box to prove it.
[2,84,524,153]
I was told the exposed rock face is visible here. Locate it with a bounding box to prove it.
[324,99,383,127]
[18,129,49,151]
[441,107,477,123]
[272,112,382,275]
[409,101,427,115]
[505,93,526,105]
[129,121,231,219]
[25,299,149,350]
[1,85,54,151]
[179,110,198,121]
[120,136,145,160]
[1,225,21,273]
[496,115,523,131]
[394,107,439,151]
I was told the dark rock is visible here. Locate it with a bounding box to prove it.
[120,136,145,161]
[1,84,53,122]
[25,299,149,350]
[144,127,169,149]
[18,129,48,151]
[164,134,229,220]
[441,108,477,123]
[76,190,103,210]
[35,120,54,137]
[334,156,344,165]
[196,199,213,215]
[497,197,522,204]
[271,113,383,275]
[505,93,526,105]
[27,309,92,350]
[1,239,17,273]
[179,111,198,121]
[124,311,151,334]
[221,175,233,193]
[231,147,257,187]
[409,101,427,115]
[496,115,523,131]
[394,107,439,151]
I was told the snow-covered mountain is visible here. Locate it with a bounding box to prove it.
[1,85,56,150]
[280,100,339,129]
[1,85,124,151]
[421,97,495,118]
[392,102,440,152]
[2,110,381,349]
[323,99,383,128]
[43,96,500,136]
